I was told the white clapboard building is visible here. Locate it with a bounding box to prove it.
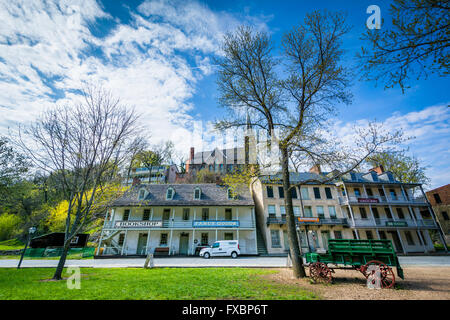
[97,183,257,256]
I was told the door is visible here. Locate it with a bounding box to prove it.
[308,231,318,252]
[179,234,189,255]
[211,242,221,256]
[136,233,148,255]
[388,231,404,253]
[163,209,170,227]
[283,231,290,252]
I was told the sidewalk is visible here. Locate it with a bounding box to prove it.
[1,255,449,268]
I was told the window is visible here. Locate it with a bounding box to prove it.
[325,187,332,199]
[182,208,190,220]
[291,187,298,199]
[143,209,150,221]
[278,186,284,198]
[266,186,274,198]
[202,208,209,221]
[301,187,310,200]
[328,206,337,218]
[201,233,208,245]
[389,189,397,200]
[160,233,168,246]
[138,189,146,200]
[367,188,373,196]
[379,231,387,239]
[227,188,235,199]
[396,208,405,219]
[212,242,219,248]
[194,187,201,200]
[293,206,301,216]
[304,206,313,217]
[268,205,276,215]
[166,187,175,200]
[123,209,130,221]
[280,205,286,215]
[334,231,342,239]
[271,230,281,247]
[378,188,385,197]
[354,188,361,197]
[360,207,367,219]
[365,231,373,240]
[316,206,324,218]
[372,207,380,219]
[385,207,393,219]
[433,193,442,204]
[225,208,232,220]
[224,233,233,240]
[442,212,449,221]
[313,187,321,199]
[405,231,415,246]
[118,233,125,245]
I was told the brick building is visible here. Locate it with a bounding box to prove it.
[426,184,450,244]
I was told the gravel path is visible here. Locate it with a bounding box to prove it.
[263,267,450,300]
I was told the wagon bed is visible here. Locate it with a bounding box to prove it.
[304,239,404,288]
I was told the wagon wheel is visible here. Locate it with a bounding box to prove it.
[309,262,333,284]
[363,260,396,289]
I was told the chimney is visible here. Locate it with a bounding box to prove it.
[309,164,321,174]
[190,147,195,162]
[132,177,141,186]
[369,165,384,175]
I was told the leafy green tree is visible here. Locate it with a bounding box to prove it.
[358,0,450,92]
[0,213,22,241]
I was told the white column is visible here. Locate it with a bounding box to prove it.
[216,207,218,242]
[192,229,196,255]
[416,230,428,253]
[121,230,128,256]
[150,208,154,220]
[169,229,174,255]
[396,230,407,254]
[146,230,151,254]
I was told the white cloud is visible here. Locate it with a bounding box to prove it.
[0,0,271,160]
[332,103,450,189]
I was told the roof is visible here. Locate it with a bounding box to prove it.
[260,172,336,185]
[112,183,254,207]
[260,170,421,187]
[190,147,245,165]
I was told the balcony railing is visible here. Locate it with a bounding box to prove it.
[350,218,437,228]
[104,219,255,229]
[339,195,427,205]
[267,216,348,226]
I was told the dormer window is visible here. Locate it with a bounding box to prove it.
[166,187,175,200]
[194,187,201,200]
[138,189,146,200]
[227,188,235,200]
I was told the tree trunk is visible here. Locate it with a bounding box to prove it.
[52,241,71,280]
[280,146,306,278]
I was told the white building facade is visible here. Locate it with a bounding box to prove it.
[98,184,257,256]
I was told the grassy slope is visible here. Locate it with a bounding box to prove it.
[0,268,319,300]
[0,239,24,250]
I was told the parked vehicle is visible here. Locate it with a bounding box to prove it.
[199,241,240,259]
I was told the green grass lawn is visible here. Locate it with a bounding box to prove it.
[0,268,319,300]
[0,239,24,250]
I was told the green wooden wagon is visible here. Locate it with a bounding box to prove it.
[304,239,404,288]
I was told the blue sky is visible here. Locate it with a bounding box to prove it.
[0,0,449,189]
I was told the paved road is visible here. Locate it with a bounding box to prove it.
[1,255,449,268]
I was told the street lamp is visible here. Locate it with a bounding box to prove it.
[17,227,36,269]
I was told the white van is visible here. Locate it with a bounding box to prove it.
[199,240,240,259]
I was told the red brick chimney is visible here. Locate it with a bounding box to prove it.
[369,165,385,175]
[309,164,321,174]
[132,177,141,186]
[190,147,195,162]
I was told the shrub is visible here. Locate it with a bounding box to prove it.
[0,213,22,241]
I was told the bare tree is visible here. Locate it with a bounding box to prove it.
[216,11,403,278]
[358,0,450,92]
[14,86,141,280]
